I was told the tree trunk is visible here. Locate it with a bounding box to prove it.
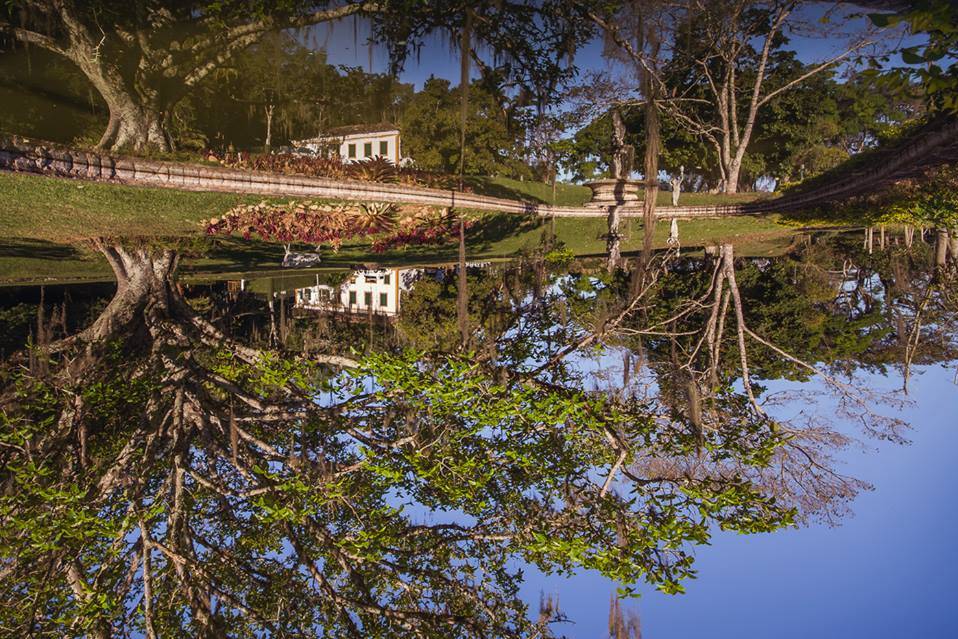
[724,158,742,194]
[265,104,275,152]
[935,229,949,267]
[606,205,622,272]
[458,9,473,189]
[639,28,661,276]
[457,217,470,346]
[95,86,171,153]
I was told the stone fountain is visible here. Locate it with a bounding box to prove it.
[585,108,643,207]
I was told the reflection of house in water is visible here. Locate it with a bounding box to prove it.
[294,268,420,318]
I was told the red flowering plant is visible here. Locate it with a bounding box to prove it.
[371,208,472,254]
[204,201,467,260]
[211,151,470,191]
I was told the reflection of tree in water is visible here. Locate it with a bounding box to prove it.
[1,236,954,636]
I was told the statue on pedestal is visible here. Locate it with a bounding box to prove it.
[670,165,685,206]
[586,107,643,208]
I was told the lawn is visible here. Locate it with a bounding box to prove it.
[0,171,263,241]
[466,175,771,207]
[0,171,834,284]
[465,176,593,206]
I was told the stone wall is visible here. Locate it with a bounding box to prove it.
[0,135,779,219]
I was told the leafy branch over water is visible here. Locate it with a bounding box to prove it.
[0,236,953,637]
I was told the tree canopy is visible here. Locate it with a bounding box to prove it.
[3,228,954,635]
[1,1,587,153]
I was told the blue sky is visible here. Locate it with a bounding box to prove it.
[291,9,958,636]
[309,3,917,91]
[519,363,958,638]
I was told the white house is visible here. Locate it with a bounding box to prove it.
[294,268,419,317]
[295,123,401,164]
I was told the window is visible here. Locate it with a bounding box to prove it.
[348,291,356,305]
[363,142,372,158]
[347,143,356,159]
[383,273,390,285]
[379,293,388,307]
[364,291,372,306]
[379,140,388,156]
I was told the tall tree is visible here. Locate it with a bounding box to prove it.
[664,0,875,192]
[1,1,383,151]
[400,77,529,177]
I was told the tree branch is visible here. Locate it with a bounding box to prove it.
[757,40,872,108]
[0,22,69,56]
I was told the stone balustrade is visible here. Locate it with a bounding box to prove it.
[0,135,782,219]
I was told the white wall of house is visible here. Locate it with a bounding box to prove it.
[298,130,401,164]
[337,131,400,164]
[295,268,416,316]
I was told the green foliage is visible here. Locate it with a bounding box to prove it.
[868,0,958,112]
[544,245,576,266]
[879,165,958,229]
[3,233,950,634]
[400,77,530,178]
[187,32,416,151]
[354,349,793,594]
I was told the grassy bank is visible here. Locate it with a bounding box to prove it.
[0,172,264,241]
[0,171,827,284]
[467,175,770,207]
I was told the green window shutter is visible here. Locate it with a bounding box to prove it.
[347,144,356,159]
[364,142,372,157]
[380,293,388,307]
[379,140,388,156]
[383,273,390,285]
[364,291,372,306]
[349,291,356,305]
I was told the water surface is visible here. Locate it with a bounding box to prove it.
[1,230,955,637]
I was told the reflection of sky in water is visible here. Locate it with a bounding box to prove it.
[291,259,957,637]
[519,363,958,638]
[4,244,954,637]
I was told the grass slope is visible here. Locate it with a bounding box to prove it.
[0,171,817,284]
[465,176,593,206]
[0,172,262,241]
[467,175,771,207]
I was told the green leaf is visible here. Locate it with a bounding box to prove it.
[867,12,901,28]
[901,48,926,64]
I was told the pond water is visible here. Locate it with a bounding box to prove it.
[1,230,955,638]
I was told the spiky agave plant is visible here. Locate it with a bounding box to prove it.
[347,157,398,183]
[353,202,400,234]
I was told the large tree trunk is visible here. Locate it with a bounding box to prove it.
[48,244,178,365]
[97,93,171,153]
[67,46,173,152]
[87,64,172,152]
[15,2,175,153]
[8,1,380,154]
[638,27,661,277]
[724,159,742,194]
